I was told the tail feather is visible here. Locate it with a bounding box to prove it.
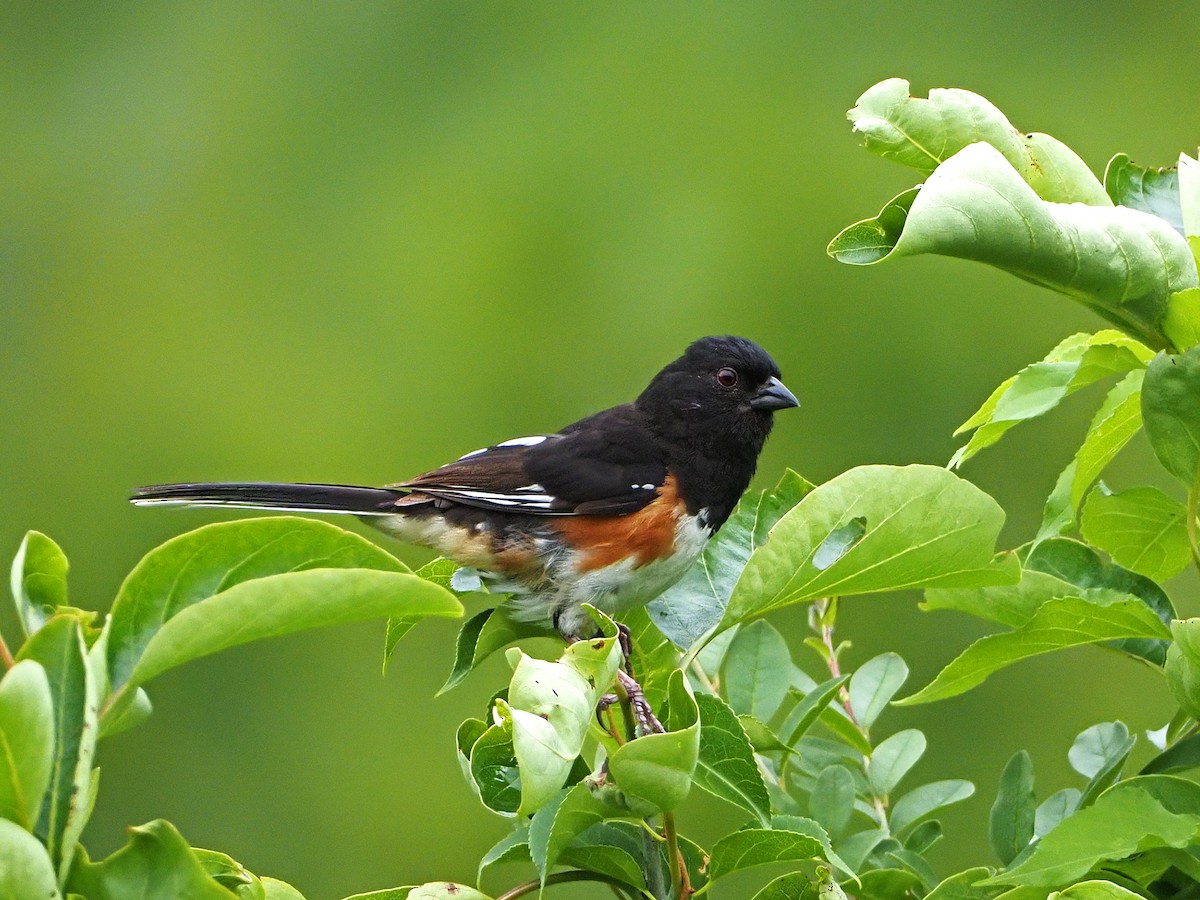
[130,482,405,516]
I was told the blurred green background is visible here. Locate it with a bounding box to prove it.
[4,3,1199,896]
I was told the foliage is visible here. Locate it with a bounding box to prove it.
[2,79,1200,899]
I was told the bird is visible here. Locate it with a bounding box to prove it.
[132,336,798,642]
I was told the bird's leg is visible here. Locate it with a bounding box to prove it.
[617,669,665,735]
[613,622,665,735]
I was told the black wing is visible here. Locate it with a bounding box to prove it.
[394,404,667,516]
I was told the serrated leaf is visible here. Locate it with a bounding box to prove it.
[809,765,856,841]
[707,827,826,881]
[830,142,1197,350]
[1143,346,1200,486]
[848,79,1109,204]
[0,817,62,898]
[437,607,549,695]
[558,822,647,892]
[107,517,458,697]
[950,331,1150,467]
[10,531,69,638]
[723,465,1015,631]
[64,819,234,899]
[1104,154,1187,236]
[649,469,812,648]
[529,784,608,884]
[476,825,529,881]
[721,619,792,721]
[889,780,975,835]
[693,692,770,825]
[1039,370,1146,539]
[849,653,908,730]
[1080,486,1191,582]
[0,660,54,831]
[868,729,925,797]
[990,751,1035,865]
[902,595,1169,705]
[17,616,98,882]
[983,787,1200,887]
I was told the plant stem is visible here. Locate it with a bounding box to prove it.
[663,811,684,899]
[643,822,670,899]
[495,870,636,899]
[0,630,14,670]
[1187,467,1200,576]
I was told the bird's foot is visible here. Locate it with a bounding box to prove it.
[617,669,665,735]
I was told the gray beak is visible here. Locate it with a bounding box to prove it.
[749,376,799,411]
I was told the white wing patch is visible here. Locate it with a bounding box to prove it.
[434,483,558,511]
[498,435,550,448]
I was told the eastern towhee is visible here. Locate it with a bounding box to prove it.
[132,336,798,641]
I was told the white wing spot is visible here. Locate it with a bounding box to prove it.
[458,447,488,460]
[641,483,655,490]
[498,435,548,448]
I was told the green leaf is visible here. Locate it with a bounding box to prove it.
[1140,732,1200,775]
[649,469,813,648]
[721,620,792,721]
[901,595,1170,705]
[1164,288,1200,352]
[558,822,648,893]
[707,827,826,881]
[1034,789,1081,839]
[950,331,1151,467]
[529,784,608,885]
[501,624,621,816]
[924,569,1088,628]
[693,692,770,825]
[261,878,306,900]
[1024,537,1174,665]
[990,751,1035,866]
[889,780,975,835]
[748,871,819,900]
[1166,619,1200,720]
[723,465,1015,630]
[830,142,1198,350]
[65,820,235,899]
[1104,154,1188,236]
[107,517,457,696]
[17,616,98,883]
[121,565,459,700]
[0,817,62,899]
[809,765,856,841]
[341,888,416,900]
[1050,880,1148,900]
[849,653,908,730]
[10,531,69,637]
[1181,152,1200,238]
[98,686,153,740]
[437,607,549,696]
[782,674,851,746]
[606,670,700,816]
[0,660,54,831]
[1080,486,1191,582]
[621,606,678,713]
[1069,721,1135,780]
[468,724,521,816]
[848,79,1109,204]
[983,787,1200,887]
[1039,370,1146,538]
[857,867,924,900]
[1142,347,1200,485]
[868,729,925,797]
[922,867,998,900]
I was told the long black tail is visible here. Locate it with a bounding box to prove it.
[130,482,405,516]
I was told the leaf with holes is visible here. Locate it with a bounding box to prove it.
[722,466,1016,631]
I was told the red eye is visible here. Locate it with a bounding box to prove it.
[716,367,739,387]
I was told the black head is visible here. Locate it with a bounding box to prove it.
[636,334,798,462]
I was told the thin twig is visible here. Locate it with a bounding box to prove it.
[494,870,637,899]
[0,630,14,670]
